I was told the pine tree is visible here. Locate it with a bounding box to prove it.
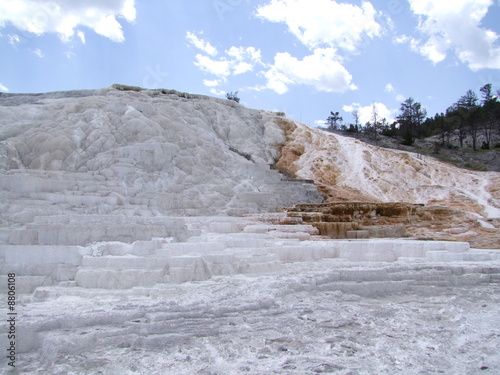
[326,111,343,131]
[479,84,496,149]
[455,89,480,150]
[397,98,426,145]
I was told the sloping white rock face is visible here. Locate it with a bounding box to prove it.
[0,88,323,224]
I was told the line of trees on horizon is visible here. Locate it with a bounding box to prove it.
[325,83,500,151]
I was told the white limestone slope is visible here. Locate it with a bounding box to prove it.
[0,88,322,226]
[280,120,500,218]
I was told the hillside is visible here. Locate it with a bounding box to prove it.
[276,118,499,216]
[0,86,499,247]
[275,118,500,247]
[323,129,500,172]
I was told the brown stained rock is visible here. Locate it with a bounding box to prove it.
[289,202,420,221]
[311,222,357,239]
[273,118,303,178]
[281,202,499,248]
[469,233,500,249]
[285,202,415,239]
[487,177,500,200]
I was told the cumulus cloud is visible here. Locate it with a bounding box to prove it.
[189,0,382,95]
[203,79,222,87]
[186,32,217,56]
[407,0,500,70]
[250,0,383,94]
[343,102,396,124]
[0,0,136,43]
[256,0,382,52]
[194,54,232,78]
[0,82,9,92]
[187,32,264,87]
[259,48,357,94]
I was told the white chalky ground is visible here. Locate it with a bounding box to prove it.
[2,216,500,374]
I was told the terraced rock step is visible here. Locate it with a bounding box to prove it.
[285,201,486,242]
[2,216,498,294]
[9,261,500,359]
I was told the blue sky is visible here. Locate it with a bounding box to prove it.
[1,0,500,127]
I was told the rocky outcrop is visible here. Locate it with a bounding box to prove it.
[273,118,500,217]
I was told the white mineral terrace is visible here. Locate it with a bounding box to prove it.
[1,214,500,374]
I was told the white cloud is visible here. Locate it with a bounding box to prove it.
[210,88,226,96]
[203,79,222,87]
[225,46,263,75]
[343,102,396,124]
[232,62,252,75]
[385,83,406,103]
[393,34,410,45]
[252,0,382,94]
[256,0,382,52]
[314,119,327,127]
[186,32,217,56]
[32,48,44,58]
[194,54,232,78]
[226,46,261,61]
[0,0,136,43]
[407,0,500,70]
[260,48,357,94]
[256,65,294,94]
[187,2,378,95]
[187,33,264,87]
[0,82,9,92]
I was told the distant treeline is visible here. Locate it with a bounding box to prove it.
[325,83,500,150]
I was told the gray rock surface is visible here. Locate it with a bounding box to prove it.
[0,87,323,226]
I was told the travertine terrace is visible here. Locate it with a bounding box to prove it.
[0,87,499,374]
